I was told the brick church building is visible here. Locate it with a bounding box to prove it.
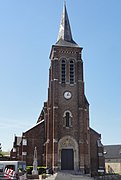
[11,3,105,176]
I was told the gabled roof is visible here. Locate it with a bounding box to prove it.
[104,145,121,159]
[90,127,101,137]
[56,2,79,47]
[23,120,44,134]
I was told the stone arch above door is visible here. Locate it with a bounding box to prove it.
[58,136,79,171]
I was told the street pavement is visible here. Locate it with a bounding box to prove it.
[45,172,94,180]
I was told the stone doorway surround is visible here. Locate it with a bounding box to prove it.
[58,136,79,171]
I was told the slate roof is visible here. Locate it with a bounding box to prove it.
[56,39,78,47]
[104,145,121,159]
[56,2,79,47]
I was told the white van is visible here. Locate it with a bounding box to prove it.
[0,161,27,179]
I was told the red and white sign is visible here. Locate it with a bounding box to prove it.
[4,168,15,179]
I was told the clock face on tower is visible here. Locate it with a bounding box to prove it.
[64,91,72,99]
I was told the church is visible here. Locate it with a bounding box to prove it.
[11,3,105,176]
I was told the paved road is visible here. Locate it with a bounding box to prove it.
[27,172,94,180]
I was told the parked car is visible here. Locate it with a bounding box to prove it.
[0,161,27,179]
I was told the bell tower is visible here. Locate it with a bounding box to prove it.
[44,3,91,173]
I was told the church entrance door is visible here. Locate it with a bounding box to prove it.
[61,149,74,170]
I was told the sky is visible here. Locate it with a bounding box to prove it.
[0,0,121,151]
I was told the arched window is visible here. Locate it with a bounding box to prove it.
[70,60,75,84]
[61,60,66,84]
[65,112,70,127]
[63,111,72,128]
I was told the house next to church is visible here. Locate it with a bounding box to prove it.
[10,3,105,176]
[104,145,121,174]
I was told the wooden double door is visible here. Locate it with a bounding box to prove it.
[61,149,74,170]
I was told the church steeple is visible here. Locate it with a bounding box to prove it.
[56,2,78,47]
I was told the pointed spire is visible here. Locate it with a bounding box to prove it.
[56,2,78,47]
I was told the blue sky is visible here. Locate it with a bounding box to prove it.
[0,0,121,151]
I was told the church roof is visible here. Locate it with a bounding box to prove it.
[56,2,79,47]
[23,120,44,134]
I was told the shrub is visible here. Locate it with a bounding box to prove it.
[26,166,33,174]
[37,167,46,175]
[26,166,46,175]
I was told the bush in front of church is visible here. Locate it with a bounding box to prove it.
[26,166,46,175]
